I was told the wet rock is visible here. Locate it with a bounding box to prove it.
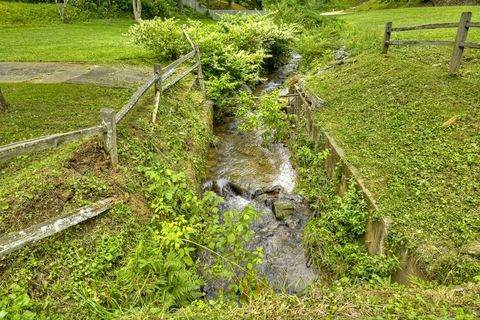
[335,46,349,61]
[461,242,480,257]
[273,200,295,220]
[254,193,274,206]
[203,179,248,197]
[251,185,283,200]
[239,146,258,157]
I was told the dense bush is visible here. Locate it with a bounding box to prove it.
[128,17,190,60]
[189,13,298,100]
[129,13,297,101]
[236,90,291,143]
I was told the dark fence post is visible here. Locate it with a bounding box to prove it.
[449,12,472,75]
[383,22,392,54]
[152,64,163,123]
[100,108,118,166]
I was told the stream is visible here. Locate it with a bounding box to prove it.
[203,53,317,295]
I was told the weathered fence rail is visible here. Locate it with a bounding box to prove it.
[0,28,204,165]
[0,198,116,258]
[0,125,104,162]
[382,12,480,74]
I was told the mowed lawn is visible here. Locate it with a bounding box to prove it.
[339,6,480,52]
[0,1,216,65]
[0,83,134,145]
[308,6,480,282]
[0,20,152,65]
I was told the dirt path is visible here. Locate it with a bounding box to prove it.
[0,62,151,87]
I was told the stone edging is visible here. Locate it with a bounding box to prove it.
[291,79,390,257]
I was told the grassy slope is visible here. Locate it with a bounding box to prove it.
[0,4,214,316]
[0,77,212,318]
[0,84,134,233]
[307,6,480,282]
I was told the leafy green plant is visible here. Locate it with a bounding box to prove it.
[0,285,36,320]
[236,90,291,143]
[204,204,265,298]
[82,235,204,318]
[303,184,399,281]
[292,133,399,281]
[128,17,190,61]
[128,13,297,102]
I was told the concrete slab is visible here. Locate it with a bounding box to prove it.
[0,62,151,87]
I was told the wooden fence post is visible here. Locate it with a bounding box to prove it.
[194,45,205,94]
[100,108,118,166]
[152,64,162,123]
[449,12,472,75]
[383,22,392,54]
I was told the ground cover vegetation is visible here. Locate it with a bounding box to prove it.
[2,0,480,319]
[298,5,480,284]
[0,76,266,319]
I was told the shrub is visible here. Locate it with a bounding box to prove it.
[188,14,297,100]
[128,13,298,101]
[128,17,190,61]
[236,90,290,143]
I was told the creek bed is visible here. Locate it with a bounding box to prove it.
[203,53,317,295]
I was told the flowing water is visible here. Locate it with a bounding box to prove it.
[203,53,317,295]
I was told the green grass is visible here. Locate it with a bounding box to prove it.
[0,76,212,318]
[0,19,152,65]
[338,6,480,55]
[0,1,215,65]
[172,281,480,319]
[305,6,480,282]
[0,1,62,25]
[0,83,134,145]
[0,2,149,65]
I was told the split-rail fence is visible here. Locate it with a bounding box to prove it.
[0,27,204,258]
[383,12,480,74]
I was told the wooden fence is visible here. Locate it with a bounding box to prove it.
[382,12,480,74]
[0,28,205,258]
[0,26,204,166]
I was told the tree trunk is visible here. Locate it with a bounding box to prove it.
[177,0,183,12]
[55,0,69,22]
[0,88,8,112]
[132,0,142,21]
